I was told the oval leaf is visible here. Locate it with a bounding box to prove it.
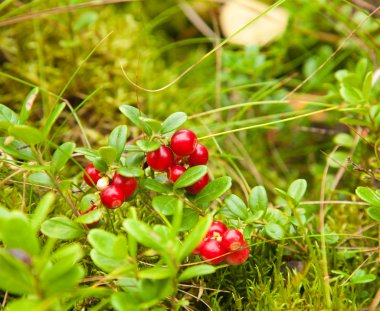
[194,176,232,204]
[264,223,284,240]
[118,166,144,178]
[288,179,307,203]
[152,195,179,215]
[41,217,85,240]
[178,264,216,282]
[51,142,75,173]
[98,146,117,164]
[9,125,44,145]
[109,125,128,161]
[119,105,143,129]
[141,179,171,193]
[356,187,380,207]
[225,194,248,219]
[174,165,207,189]
[367,206,380,222]
[249,186,268,212]
[161,112,187,134]
[136,140,160,152]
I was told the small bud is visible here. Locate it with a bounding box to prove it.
[96,176,109,190]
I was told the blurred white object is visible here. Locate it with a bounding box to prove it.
[219,0,289,46]
[372,69,380,86]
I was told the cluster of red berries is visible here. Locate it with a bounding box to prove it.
[83,164,137,209]
[193,221,250,265]
[147,129,209,194]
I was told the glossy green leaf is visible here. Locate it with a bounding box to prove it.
[123,219,165,252]
[367,206,380,222]
[333,133,354,148]
[90,249,126,273]
[41,217,85,240]
[88,229,127,259]
[74,147,98,159]
[178,214,212,262]
[27,172,54,187]
[93,156,108,172]
[362,71,373,100]
[139,266,174,280]
[0,104,18,128]
[111,292,141,311]
[136,140,160,152]
[264,223,284,240]
[79,193,99,212]
[356,187,380,207]
[98,146,117,164]
[225,194,248,219]
[194,176,232,204]
[51,142,75,173]
[1,212,40,255]
[288,179,307,203]
[9,125,44,145]
[109,125,128,161]
[160,112,187,134]
[152,195,179,215]
[118,166,144,178]
[0,250,35,295]
[75,209,102,225]
[19,87,39,124]
[174,165,207,189]
[179,208,199,231]
[43,265,84,296]
[0,137,35,161]
[31,192,55,232]
[340,85,364,105]
[178,264,216,282]
[43,102,66,137]
[141,179,171,193]
[119,105,143,129]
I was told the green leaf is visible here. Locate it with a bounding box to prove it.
[136,140,160,152]
[356,187,380,207]
[119,105,144,129]
[74,147,98,160]
[75,209,102,225]
[333,133,354,148]
[123,219,165,252]
[160,112,187,134]
[79,193,99,212]
[6,299,41,311]
[51,142,75,173]
[339,117,369,127]
[1,212,40,255]
[225,194,248,219]
[43,265,84,296]
[93,156,108,172]
[367,206,380,222]
[31,192,55,232]
[248,186,267,220]
[141,179,171,193]
[27,172,54,187]
[90,249,126,273]
[43,102,66,137]
[178,264,216,282]
[264,223,284,240]
[98,146,117,164]
[109,125,128,161]
[340,85,364,105]
[41,217,85,240]
[174,165,207,189]
[362,71,373,101]
[350,269,376,284]
[178,214,212,262]
[0,137,35,161]
[111,292,141,311]
[194,176,232,204]
[118,166,144,178]
[152,195,179,215]
[0,104,18,128]
[139,266,174,280]
[288,179,307,203]
[19,87,39,124]
[0,250,35,295]
[9,125,44,145]
[88,229,127,259]
[179,208,199,231]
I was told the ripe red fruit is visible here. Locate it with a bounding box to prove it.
[170,130,198,156]
[147,145,175,172]
[206,221,228,239]
[199,239,226,264]
[167,165,186,183]
[225,241,250,265]
[83,163,102,186]
[192,239,207,255]
[186,173,209,194]
[222,229,244,251]
[101,185,125,209]
[111,172,137,200]
[188,144,208,166]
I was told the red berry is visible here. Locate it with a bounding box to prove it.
[225,241,250,265]
[199,239,226,264]
[192,239,207,255]
[188,144,208,166]
[186,173,209,194]
[83,163,102,186]
[80,204,100,228]
[147,145,174,172]
[171,130,198,156]
[222,229,244,251]
[101,185,125,209]
[111,172,137,200]
[167,165,186,183]
[206,221,228,239]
